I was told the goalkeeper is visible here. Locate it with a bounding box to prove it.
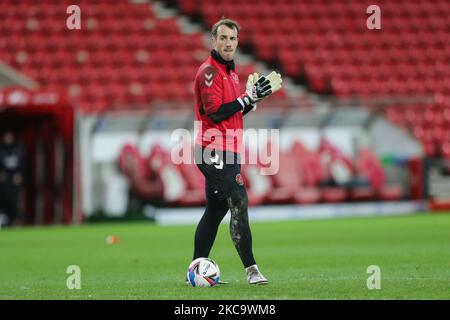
[190,18,282,285]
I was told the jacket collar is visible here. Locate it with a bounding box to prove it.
[211,49,235,74]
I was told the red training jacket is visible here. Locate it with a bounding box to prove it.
[194,54,243,154]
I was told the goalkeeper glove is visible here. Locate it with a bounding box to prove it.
[238,71,283,110]
[264,71,283,95]
[238,72,262,110]
[251,74,273,103]
[246,72,260,111]
[238,72,271,108]
[245,71,283,101]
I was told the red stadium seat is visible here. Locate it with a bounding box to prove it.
[117,144,164,200]
[0,0,292,112]
[174,0,448,98]
[241,162,272,206]
[265,150,298,204]
[147,144,205,206]
[290,141,322,204]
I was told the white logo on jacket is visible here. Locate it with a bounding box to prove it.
[205,73,213,87]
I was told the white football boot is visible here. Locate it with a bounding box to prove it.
[246,265,268,285]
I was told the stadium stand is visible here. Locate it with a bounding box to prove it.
[175,0,448,99]
[117,143,164,201]
[0,0,290,113]
[117,136,404,206]
[385,102,450,159]
[1,0,448,214]
[173,0,449,159]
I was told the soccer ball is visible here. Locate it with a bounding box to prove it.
[187,257,220,287]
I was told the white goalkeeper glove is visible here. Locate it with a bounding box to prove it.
[238,72,264,111]
[238,71,283,111]
[246,71,283,100]
[246,72,260,111]
[264,71,283,95]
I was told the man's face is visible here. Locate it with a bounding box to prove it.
[212,25,238,61]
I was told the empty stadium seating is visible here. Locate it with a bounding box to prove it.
[118,139,402,207]
[385,101,450,159]
[175,0,449,162]
[0,0,289,112]
[1,1,445,208]
[177,0,449,99]
[3,0,446,112]
[117,143,164,201]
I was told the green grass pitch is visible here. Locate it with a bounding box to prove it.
[1,213,449,299]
